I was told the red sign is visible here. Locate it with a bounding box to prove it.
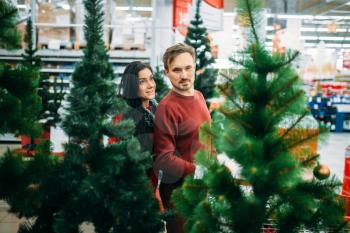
[204,0,223,8]
[173,0,192,35]
[173,0,223,35]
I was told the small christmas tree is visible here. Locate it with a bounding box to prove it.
[173,1,347,232]
[0,0,163,232]
[185,0,217,103]
[22,18,41,68]
[59,0,163,229]
[20,18,65,154]
[21,18,65,131]
[22,18,65,150]
[0,0,41,137]
[153,65,169,102]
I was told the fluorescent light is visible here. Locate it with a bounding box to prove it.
[314,15,331,20]
[300,36,345,41]
[266,14,314,20]
[115,6,152,11]
[319,15,350,20]
[115,6,129,10]
[324,43,343,47]
[304,42,346,48]
[301,28,316,32]
[17,4,27,9]
[266,14,350,20]
[319,36,344,41]
[335,28,347,32]
[266,26,347,33]
[312,21,349,25]
[301,36,318,40]
[133,7,152,11]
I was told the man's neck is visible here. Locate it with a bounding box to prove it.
[172,88,194,96]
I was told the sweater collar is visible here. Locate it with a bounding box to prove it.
[170,90,195,100]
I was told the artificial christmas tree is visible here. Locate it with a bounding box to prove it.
[0,0,41,137]
[21,18,65,153]
[22,18,41,68]
[0,0,163,232]
[173,0,347,232]
[184,0,217,103]
[59,0,163,230]
[22,18,65,129]
[153,65,169,102]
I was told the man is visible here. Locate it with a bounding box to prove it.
[153,43,211,233]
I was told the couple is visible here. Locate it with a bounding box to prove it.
[114,43,211,233]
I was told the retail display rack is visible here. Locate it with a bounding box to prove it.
[0,48,150,142]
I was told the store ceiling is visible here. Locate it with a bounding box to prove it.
[111,0,350,19]
[114,0,350,14]
[264,0,350,15]
[263,0,350,50]
[26,0,349,17]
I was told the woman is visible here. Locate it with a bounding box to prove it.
[109,62,163,210]
[109,61,157,153]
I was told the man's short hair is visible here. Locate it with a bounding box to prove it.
[163,43,196,71]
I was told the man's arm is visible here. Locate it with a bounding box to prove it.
[153,104,195,179]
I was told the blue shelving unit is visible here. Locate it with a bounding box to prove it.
[309,94,350,132]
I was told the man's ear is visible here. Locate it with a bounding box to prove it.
[164,69,168,75]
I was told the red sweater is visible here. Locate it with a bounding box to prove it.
[153,90,211,180]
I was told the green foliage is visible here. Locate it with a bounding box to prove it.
[173,0,347,232]
[0,141,59,217]
[0,1,41,137]
[21,18,65,133]
[0,0,163,232]
[22,18,41,68]
[235,0,263,43]
[0,0,21,49]
[184,0,217,102]
[0,64,42,136]
[153,65,169,102]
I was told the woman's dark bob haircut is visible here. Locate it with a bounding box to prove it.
[118,61,153,108]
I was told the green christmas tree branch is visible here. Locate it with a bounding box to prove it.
[173,0,347,232]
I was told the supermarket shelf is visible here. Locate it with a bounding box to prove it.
[0,48,150,83]
[41,68,74,73]
[0,134,21,143]
[41,68,121,75]
[0,49,151,63]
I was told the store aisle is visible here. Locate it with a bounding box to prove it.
[319,133,349,181]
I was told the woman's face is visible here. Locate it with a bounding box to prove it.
[138,68,156,101]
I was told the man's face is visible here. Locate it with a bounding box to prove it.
[165,52,195,94]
